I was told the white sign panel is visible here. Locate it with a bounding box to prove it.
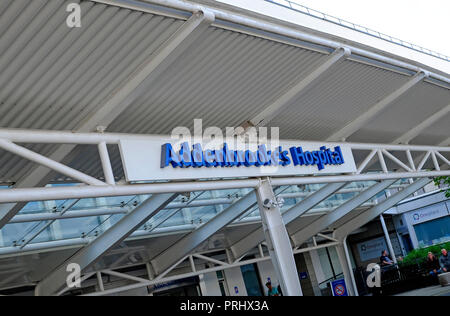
[119,138,357,182]
[407,203,449,225]
[357,237,388,262]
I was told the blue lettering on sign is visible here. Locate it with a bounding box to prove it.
[161,143,345,171]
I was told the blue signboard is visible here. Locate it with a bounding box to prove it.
[299,272,308,280]
[331,279,348,297]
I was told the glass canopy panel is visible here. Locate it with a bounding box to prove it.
[0,180,412,251]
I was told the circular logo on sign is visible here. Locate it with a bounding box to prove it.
[335,284,345,296]
[413,214,420,221]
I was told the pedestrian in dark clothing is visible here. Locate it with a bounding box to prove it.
[440,249,450,272]
[380,250,394,266]
[426,252,441,276]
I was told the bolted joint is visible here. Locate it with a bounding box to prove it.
[336,46,352,58]
[96,126,106,133]
[261,197,285,209]
[418,69,430,79]
[194,7,215,24]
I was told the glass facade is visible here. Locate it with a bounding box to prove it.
[0,181,401,250]
[414,216,450,247]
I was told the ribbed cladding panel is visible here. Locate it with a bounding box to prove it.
[348,81,450,144]
[409,111,450,146]
[107,25,329,134]
[63,145,126,183]
[0,0,184,183]
[268,60,411,141]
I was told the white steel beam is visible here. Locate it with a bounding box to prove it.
[255,178,302,296]
[2,129,450,150]
[0,139,105,186]
[34,193,178,296]
[329,177,433,296]
[379,214,397,264]
[248,47,350,127]
[335,240,358,296]
[393,104,450,144]
[439,137,450,147]
[0,170,449,205]
[8,197,235,224]
[333,177,431,240]
[83,241,338,296]
[92,0,450,86]
[230,182,346,259]
[327,72,427,142]
[0,11,214,229]
[291,180,396,246]
[98,142,115,185]
[150,191,257,275]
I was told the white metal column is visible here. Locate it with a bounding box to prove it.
[335,240,358,296]
[379,214,398,264]
[256,178,302,296]
[231,182,346,259]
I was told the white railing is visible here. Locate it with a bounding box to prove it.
[265,0,450,62]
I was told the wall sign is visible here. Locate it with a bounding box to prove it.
[357,236,388,262]
[331,279,348,297]
[119,138,357,182]
[408,203,449,225]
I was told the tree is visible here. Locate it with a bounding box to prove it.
[434,176,450,198]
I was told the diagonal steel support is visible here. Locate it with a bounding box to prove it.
[0,11,214,229]
[327,71,427,142]
[230,182,346,259]
[150,191,257,275]
[247,47,350,128]
[0,139,105,186]
[331,178,432,296]
[333,178,431,240]
[34,193,178,296]
[393,104,450,144]
[291,179,397,246]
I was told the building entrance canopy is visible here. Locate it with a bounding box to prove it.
[0,0,448,296]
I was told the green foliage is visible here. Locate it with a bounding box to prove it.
[400,241,450,266]
[434,176,450,198]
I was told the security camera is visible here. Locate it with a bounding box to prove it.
[263,199,273,209]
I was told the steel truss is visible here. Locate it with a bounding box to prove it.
[0,129,448,204]
[77,241,340,296]
[0,129,439,295]
[74,179,431,297]
[0,0,447,296]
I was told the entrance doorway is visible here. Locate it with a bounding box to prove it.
[401,234,414,254]
[240,263,264,296]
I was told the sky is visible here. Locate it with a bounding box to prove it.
[287,0,450,57]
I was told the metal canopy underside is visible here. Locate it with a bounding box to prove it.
[0,0,448,183]
[0,0,448,295]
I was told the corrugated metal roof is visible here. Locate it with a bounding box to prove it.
[107,26,328,134]
[348,81,450,144]
[0,0,448,184]
[269,60,411,140]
